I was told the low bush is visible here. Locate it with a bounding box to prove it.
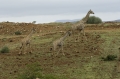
[101,54,117,61]
[0,46,9,53]
[15,31,22,35]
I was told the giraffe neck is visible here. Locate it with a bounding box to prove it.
[82,11,90,23]
[60,32,69,41]
[27,30,34,39]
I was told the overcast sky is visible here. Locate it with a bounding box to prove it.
[0,0,120,23]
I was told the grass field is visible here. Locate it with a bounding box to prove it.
[0,22,120,79]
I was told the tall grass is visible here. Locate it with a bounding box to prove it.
[17,63,67,79]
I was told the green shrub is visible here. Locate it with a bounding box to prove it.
[101,55,117,61]
[15,31,22,35]
[87,16,102,24]
[0,46,9,53]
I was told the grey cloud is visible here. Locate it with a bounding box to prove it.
[0,0,120,17]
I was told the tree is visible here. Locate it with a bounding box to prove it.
[87,16,102,24]
[32,21,36,24]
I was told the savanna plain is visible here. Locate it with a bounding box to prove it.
[0,22,120,79]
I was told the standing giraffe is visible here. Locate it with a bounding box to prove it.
[71,9,94,40]
[19,27,36,55]
[51,30,72,56]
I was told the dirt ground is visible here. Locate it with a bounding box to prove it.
[0,22,120,79]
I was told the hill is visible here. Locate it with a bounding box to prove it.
[114,19,120,22]
[55,19,81,23]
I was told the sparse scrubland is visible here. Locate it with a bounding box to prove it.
[0,21,120,79]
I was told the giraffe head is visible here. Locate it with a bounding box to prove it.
[89,9,94,14]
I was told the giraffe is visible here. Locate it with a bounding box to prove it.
[51,30,72,56]
[19,27,36,55]
[71,9,94,40]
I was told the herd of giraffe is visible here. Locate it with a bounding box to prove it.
[19,9,94,56]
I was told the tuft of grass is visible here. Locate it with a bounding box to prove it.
[101,54,117,61]
[0,46,10,53]
[14,31,22,35]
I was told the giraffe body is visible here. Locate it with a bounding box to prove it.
[71,9,94,38]
[19,27,35,55]
[52,30,72,56]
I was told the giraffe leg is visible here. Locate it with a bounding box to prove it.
[75,31,80,42]
[19,44,23,55]
[77,32,81,42]
[56,48,60,56]
[19,47,22,55]
[56,46,61,56]
[83,29,85,36]
[53,45,56,56]
[28,43,32,54]
[61,45,65,56]
[19,49,22,55]
[72,30,75,37]
[82,29,87,41]
[23,45,27,54]
[72,30,77,42]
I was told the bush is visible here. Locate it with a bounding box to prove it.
[15,31,22,35]
[0,46,9,53]
[87,16,102,24]
[101,55,117,61]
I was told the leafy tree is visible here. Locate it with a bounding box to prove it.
[32,21,36,24]
[87,16,102,24]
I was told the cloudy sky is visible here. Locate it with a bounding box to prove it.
[0,0,119,23]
